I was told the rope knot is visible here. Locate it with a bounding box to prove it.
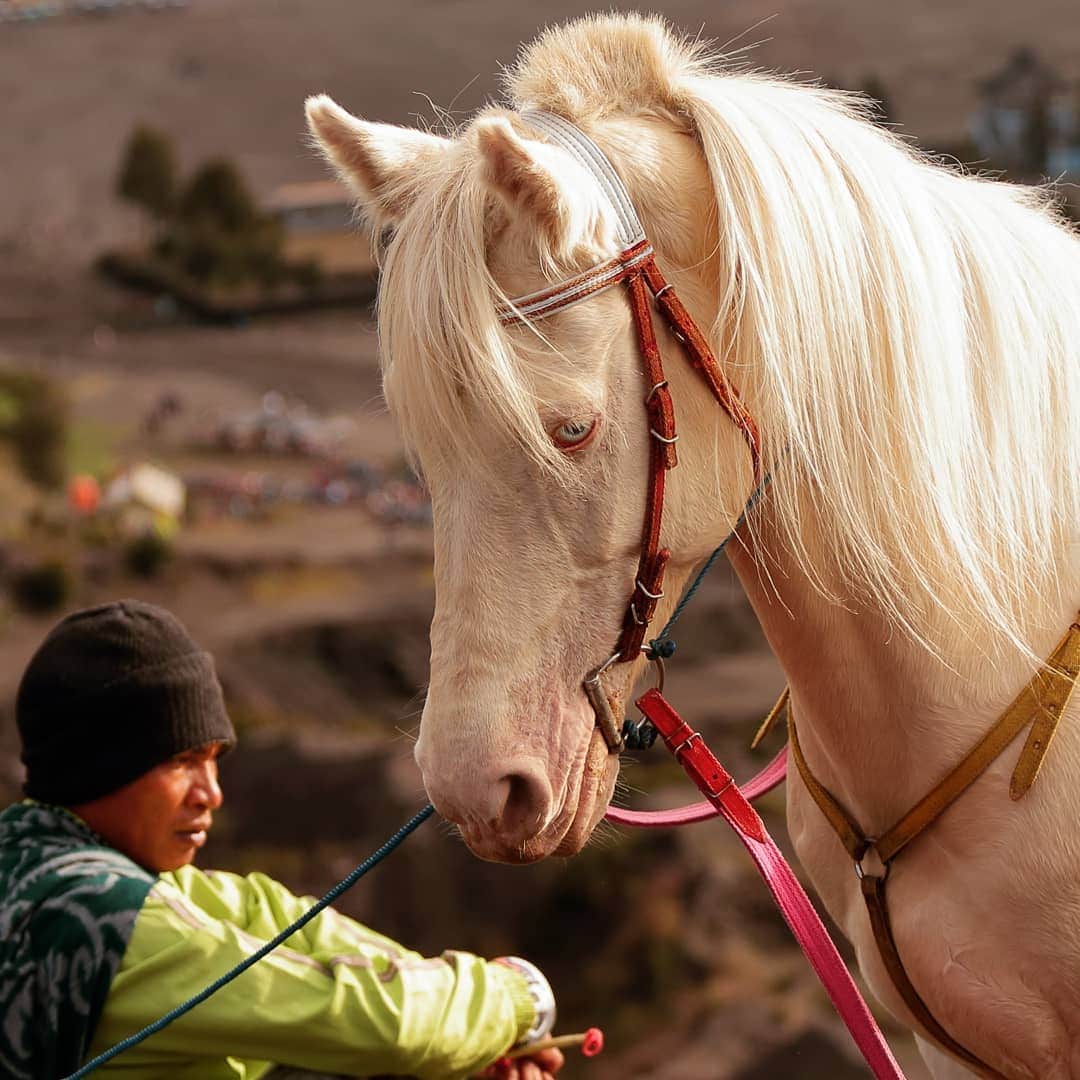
[621,717,658,750]
[646,638,676,660]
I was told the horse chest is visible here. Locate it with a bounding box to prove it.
[786,717,1080,1077]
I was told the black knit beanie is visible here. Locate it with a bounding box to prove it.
[17,600,236,805]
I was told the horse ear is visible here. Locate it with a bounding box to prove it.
[475,116,583,248]
[305,95,450,222]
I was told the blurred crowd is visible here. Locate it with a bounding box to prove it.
[0,0,187,23]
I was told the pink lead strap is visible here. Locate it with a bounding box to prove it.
[605,689,905,1080]
[604,744,789,827]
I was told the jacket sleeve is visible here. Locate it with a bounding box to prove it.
[89,866,538,1080]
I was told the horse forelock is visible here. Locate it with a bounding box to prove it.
[380,109,622,488]
[380,12,1080,656]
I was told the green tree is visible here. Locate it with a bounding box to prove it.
[117,126,177,221]
[179,159,258,232]
[0,372,68,490]
[161,159,285,287]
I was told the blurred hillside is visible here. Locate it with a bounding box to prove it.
[5,0,1080,269]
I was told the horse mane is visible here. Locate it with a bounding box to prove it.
[382,14,1080,656]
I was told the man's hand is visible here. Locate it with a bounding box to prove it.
[478,1047,565,1080]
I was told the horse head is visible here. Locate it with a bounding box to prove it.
[306,18,757,862]
[307,14,1079,864]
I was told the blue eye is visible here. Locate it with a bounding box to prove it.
[551,417,598,450]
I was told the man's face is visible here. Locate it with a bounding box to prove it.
[72,743,225,872]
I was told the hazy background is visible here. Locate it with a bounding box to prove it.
[3,2,1078,1076]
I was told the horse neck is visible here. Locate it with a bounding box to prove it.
[724,497,1075,834]
[615,114,1077,818]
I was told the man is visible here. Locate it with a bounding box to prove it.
[0,600,563,1080]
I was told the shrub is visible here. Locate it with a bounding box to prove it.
[125,532,173,578]
[119,137,295,293]
[158,161,286,288]
[117,126,177,221]
[0,372,68,490]
[179,159,258,232]
[11,560,74,614]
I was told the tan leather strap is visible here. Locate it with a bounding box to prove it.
[860,875,1004,1078]
[788,617,1080,862]
[791,720,1004,1074]
[877,617,1080,862]
[788,614,1080,1076]
[750,686,791,751]
[788,719,867,860]
[1008,618,1080,798]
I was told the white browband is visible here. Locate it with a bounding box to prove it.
[498,111,652,323]
[520,111,645,248]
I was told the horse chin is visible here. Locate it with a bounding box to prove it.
[552,725,619,857]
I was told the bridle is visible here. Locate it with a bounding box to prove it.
[497,111,761,752]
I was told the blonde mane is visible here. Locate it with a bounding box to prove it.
[379,14,1080,655]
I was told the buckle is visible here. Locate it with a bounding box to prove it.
[854,840,890,882]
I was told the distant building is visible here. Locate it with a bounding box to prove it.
[265,180,376,276]
[970,48,1080,175]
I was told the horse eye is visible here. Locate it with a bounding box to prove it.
[551,417,598,451]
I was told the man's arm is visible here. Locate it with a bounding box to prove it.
[89,867,539,1080]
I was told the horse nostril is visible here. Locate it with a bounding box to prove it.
[496,766,553,837]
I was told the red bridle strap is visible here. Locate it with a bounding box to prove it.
[496,110,763,706]
[612,255,761,662]
[497,240,654,322]
[642,259,762,484]
[616,267,676,660]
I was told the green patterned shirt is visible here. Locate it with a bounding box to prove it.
[0,801,154,1080]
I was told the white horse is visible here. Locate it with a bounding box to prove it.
[306,14,1080,1078]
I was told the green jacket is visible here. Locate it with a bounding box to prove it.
[91,865,536,1079]
[0,802,537,1079]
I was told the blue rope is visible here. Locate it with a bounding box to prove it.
[64,803,436,1079]
[626,479,770,749]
